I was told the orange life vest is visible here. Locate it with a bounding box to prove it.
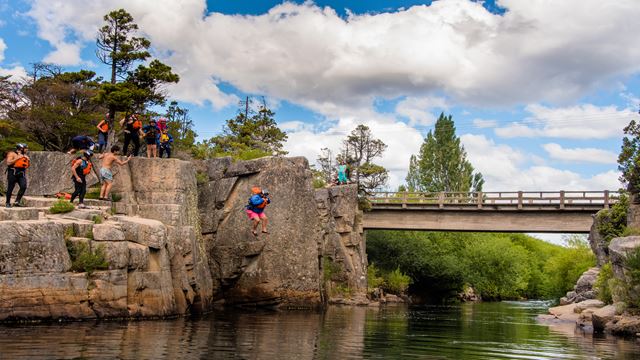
[132,119,142,130]
[73,158,92,175]
[12,154,30,169]
[99,121,109,132]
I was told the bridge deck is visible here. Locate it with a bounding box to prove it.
[363,191,619,233]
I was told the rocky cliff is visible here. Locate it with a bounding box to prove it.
[0,152,367,321]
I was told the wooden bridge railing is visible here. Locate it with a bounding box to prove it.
[366,191,620,210]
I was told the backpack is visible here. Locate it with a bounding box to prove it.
[247,194,267,210]
[73,158,92,175]
[12,154,30,169]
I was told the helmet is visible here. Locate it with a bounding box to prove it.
[16,143,27,150]
[84,150,94,158]
[251,186,262,194]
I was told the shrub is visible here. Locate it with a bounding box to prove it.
[65,240,109,275]
[595,262,614,304]
[367,263,385,289]
[597,193,628,244]
[542,236,596,299]
[84,186,101,200]
[383,267,412,295]
[49,199,75,214]
[195,171,209,185]
[110,193,122,202]
[92,215,103,224]
[323,257,342,282]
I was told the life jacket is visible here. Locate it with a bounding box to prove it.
[160,133,170,143]
[73,158,92,176]
[132,117,142,130]
[145,125,158,139]
[12,153,30,169]
[247,194,268,210]
[98,121,109,133]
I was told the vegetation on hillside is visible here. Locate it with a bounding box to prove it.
[367,231,595,302]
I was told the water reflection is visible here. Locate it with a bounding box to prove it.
[0,302,638,359]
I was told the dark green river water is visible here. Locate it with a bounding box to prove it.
[0,301,638,359]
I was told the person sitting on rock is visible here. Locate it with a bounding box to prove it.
[70,150,94,209]
[67,135,96,155]
[97,145,131,201]
[246,186,271,237]
[5,143,30,208]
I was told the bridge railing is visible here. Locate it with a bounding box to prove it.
[366,190,620,210]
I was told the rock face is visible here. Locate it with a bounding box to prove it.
[1,155,366,320]
[559,267,599,305]
[588,211,609,267]
[197,157,367,307]
[0,151,99,196]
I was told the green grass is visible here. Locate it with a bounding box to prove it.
[49,199,75,214]
[65,240,109,275]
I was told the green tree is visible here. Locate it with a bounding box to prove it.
[338,124,388,194]
[165,100,196,150]
[619,119,640,194]
[406,113,484,193]
[95,9,178,145]
[199,101,288,160]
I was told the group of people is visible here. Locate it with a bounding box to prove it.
[5,143,272,236]
[68,114,174,159]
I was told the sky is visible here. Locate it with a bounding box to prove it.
[0,0,637,231]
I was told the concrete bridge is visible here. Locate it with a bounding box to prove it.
[363,191,620,233]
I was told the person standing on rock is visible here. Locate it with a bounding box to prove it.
[142,119,160,158]
[246,186,270,237]
[97,145,131,201]
[337,161,349,185]
[120,114,143,156]
[158,129,173,158]
[70,150,94,209]
[96,114,110,153]
[5,143,30,208]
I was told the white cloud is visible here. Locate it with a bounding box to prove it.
[0,37,27,81]
[0,37,5,62]
[461,134,620,191]
[42,42,82,66]
[495,103,635,139]
[542,143,618,164]
[23,0,640,113]
[472,118,497,128]
[395,96,448,126]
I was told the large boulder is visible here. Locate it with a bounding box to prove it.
[592,304,617,333]
[0,151,99,196]
[0,220,69,274]
[588,211,609,266]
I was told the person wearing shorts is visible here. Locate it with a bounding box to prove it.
[245,187,270,237]
[142,120,159,158]
[97,145,131,201]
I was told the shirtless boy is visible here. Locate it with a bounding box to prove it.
[97,145,131,200]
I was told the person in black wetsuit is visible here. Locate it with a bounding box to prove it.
[120,114,143,156]
[5,143,30,208]
[70,150,94,209]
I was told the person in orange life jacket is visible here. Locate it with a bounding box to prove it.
[5,143,30,208]
[142,119,160,158]
[246,187,271,237]
[96,113,110,153]
[70,150,94,209]
[67,135,95,155]
[120,114,143,156]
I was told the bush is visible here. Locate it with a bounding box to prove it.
[49,199,75,214]
[367,263,385,289]
[323,257,342,282]
[195,171,209,185]
[84,186,101,200]
[597,193,628,243]
[383,267,411,295]
[595,262,614,304]
[92,215,103,224]
[542,236,596,298]
[110,193,122,202]
[66,240,109,275]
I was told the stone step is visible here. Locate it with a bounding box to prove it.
[0,207,44,221]
[22,196,112,208]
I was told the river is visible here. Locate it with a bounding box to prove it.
[0,302,638,359]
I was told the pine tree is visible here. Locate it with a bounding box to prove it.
[405,113,484,193]
[338,124,388,194]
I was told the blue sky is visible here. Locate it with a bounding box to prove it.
[0,0,638,197]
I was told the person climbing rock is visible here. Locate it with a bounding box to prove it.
[96,114,110,153]
[142,119,160,158]
[97,145,131,201]
[337,161,349,185]
[70,150,94,209]
[246,186,271,237]
[120,114,142,156]
[5,143,30,208]
[158,129,173,158]
[67,135,96,155]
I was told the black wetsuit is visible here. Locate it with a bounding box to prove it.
[5,152,27,205]
[123,121,140,156]
[70,159,88,204]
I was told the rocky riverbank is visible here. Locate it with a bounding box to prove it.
[0,152,372,321]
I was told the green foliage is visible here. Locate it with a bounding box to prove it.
[195,171,209,185]
[165,101,196,150]
[618,119,640,193]
[367,230,594,301]
[84,186,101,200]
[338,125,388,194]
[367,263,385,289]
[323,257,342,282]
[92,215,103,224]
[382,267,412,295]
[595,262,614,304]
[596,193,629,243]
[49,199,75,214]
[66,240,109,275]
[405,113,484,193]
[63,226,76,241]
[110,193,122,202]
[625,247,640,287]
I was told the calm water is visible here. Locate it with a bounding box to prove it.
[1,302,639,359]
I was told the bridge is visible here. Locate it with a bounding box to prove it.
[363,191,620,233]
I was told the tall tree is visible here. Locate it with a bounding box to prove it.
[619,118,640,194]
[406,113,484,193]
[338,124,388,194]
[165,100,196,150]
[199,100,288,160]
[95,9,178,146]
[317,147,335,184]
